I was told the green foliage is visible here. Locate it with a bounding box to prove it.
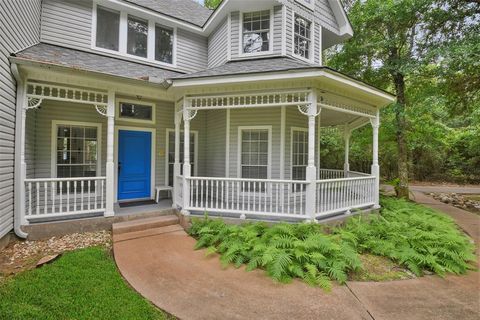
[203,0,222,9]
[190,198,476,290]
[189,219,361,291]
[339,197,477,276]
[0,247,168,320]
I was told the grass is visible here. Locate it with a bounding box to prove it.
[189,196,476,290]
[0,247,170,320]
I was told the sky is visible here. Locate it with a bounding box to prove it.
[195,0,205,5]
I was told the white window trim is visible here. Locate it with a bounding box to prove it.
[116,99,156,124]
[114,126,156,201]
[237,126,272,180]
[165,129,199,186]
[291,11,315,63]
[50,120,103,179]
[91,1,177,68]
[290,127,308,181]
[238,9,274,58]
[295,0,315,11]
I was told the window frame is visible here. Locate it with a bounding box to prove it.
[290,127,308,181]
[239,9,274,58]
[91,2,177,67]
[115,99,156,124]
[165,129,199,186]
[291,12,314,63]
[51,120,102,179]
[237,126,272,181]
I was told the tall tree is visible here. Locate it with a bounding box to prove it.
[204,0,222,9]
[327,0,478,198]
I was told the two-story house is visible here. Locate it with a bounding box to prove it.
[0,0,394,242]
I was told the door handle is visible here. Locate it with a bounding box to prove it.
[118,162,122,173]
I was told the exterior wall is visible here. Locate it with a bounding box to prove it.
[205,110,226,177]
[207,17,228,68]
[284,106,308,180]
[40,0,209,73]
[0,0,41,238]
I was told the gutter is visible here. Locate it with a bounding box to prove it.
[10,62,28,239]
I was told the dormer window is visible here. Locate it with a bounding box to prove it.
[127,15,148,58]
[93,4,176,66]
[96,6,120,51]
[242,10,271,54]
[293,14,312,60]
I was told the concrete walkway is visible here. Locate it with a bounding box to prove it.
[114,192,480,320]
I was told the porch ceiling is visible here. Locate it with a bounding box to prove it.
[320,108,363,127]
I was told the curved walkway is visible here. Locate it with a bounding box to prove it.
[114,191,480,320]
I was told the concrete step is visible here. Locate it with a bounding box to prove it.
[112,215,179,235]
[113,224,185,243]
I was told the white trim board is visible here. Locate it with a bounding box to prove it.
[114,126,156,201]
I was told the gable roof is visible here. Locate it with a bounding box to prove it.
[12,43,183,83]
[124,0,213,27]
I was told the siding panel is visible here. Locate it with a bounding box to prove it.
[0,0,41,238]
[208,17,228,68]
[176,29,208,73]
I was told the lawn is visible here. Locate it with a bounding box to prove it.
[190,196,477,290]
[0,247,170,320]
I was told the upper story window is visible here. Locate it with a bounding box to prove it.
[127,15,148,58]
[96,6,120,51]
[93,4,175,66]
[242,10,271,54]
[293,14,312,60]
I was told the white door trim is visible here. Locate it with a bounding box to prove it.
[114,126,156,202]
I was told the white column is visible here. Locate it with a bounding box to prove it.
[370,110,380,208]
[343,125,351,176]
[105,90,115,216]
[181,108,192,215]
[305,90,318,222]
[173,111,181,208]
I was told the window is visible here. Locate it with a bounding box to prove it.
[242,11,271,54]
[167,131,196,186]
[117,101,155,124]
[294,14,312,60]
[295,0,315,10]
[55,124,99,180]
[127,15,148,58]
[240,129,269,179]
[96,6,120,51]
[291,129,308,180]
[155,25,173,63]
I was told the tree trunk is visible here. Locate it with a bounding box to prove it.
[392,72,410,199]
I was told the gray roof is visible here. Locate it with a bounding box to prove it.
[13,43,183,82]
[173,57,320,79]
[125,0,213,27]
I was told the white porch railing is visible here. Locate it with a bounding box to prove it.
[315,176,376,218]
[185,177,309,219]
[24,177,106,220]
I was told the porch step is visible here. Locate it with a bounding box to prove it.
[112,215,179,235]
[113,224,184,243]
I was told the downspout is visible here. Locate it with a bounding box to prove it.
[11,62,28,239]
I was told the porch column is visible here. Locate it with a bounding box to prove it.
[181,107,192,215]
[173,111,182,208]
[305,90,318,222]
[105,90,115,216]
[370,110,380,208]
[343,125,351,176]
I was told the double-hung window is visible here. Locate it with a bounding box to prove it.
[240,129,270,179]
[291,129,308,180]
[155,25,173,64]
[167,131,196,186]
[242,11,271,54]
[293,14,312,60]
[127,15,148,58]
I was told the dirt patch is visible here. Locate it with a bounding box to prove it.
[0,231,111,279]
[430,192,480,215]
[349,254,415,282]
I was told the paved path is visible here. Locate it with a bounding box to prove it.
[381,184,480,195]
[114,192,480,320]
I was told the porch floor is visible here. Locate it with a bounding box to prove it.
[114,199,173,216]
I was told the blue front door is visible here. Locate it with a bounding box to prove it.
[118,130,152,201]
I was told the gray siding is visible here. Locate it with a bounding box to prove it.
[0,0,41,238]
[316,0,339,34]
[40,0,92,49]
[272,6,284,54]
[176,29,208,73]
[230,11,240,59]
[207,17,228,68]
[205,110,226,177]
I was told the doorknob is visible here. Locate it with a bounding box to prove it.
[118,162,122,173]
